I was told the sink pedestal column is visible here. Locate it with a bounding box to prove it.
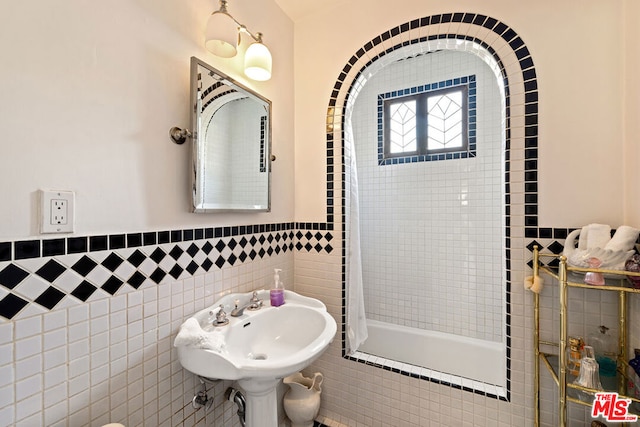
[237,377,280,427]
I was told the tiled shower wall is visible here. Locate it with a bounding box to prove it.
[299,11,640,427]
[351,49,504,342]
[0,224,333,426]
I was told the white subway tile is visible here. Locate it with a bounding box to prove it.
[68,404,89,426]
[0,383,14,408]
[44,382,67,408]
[0,405,14,426]
[68,390,87,415]
[128,290,143,307]
[44,400,67,426]
[0,342,12,367]
[43,310,66,332]
[68,338,89,360]
[110,324,127,344]
[68,322,89,343]
[91,367,110,387]
[14,316,41,340]
[90,331,109,352]
[0,323,12,345]
[112,342,128,364]
[68,372,90,397]
[44,363,67,389]
[43,328,66,351]
[68,304,89,325]
[128,306,143,322]
[43,346,66,370]
[90,347,109,369]
[90,315,109,335]
[110,294,127,312]
[15,392,42,421]
[15,354,41,381]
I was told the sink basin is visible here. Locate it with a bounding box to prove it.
[175,290,337,381]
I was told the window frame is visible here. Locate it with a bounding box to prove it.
[377,75,476,165]
[383,85,469,159]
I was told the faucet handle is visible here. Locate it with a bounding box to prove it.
[248,291,262,311]
[213,304,229,326]
[250,291,260,303]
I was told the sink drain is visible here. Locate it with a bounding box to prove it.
[248,353,268,360]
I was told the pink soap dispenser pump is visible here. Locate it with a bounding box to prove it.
[270,268,285,307]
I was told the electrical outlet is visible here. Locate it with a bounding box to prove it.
[41,190,75,233]
[50,199,68,225]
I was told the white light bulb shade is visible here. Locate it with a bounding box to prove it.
[244,42,272,81]
[205,13,238,58]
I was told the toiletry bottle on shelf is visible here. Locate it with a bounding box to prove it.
[573,345,604,403]
[588,325,617,378]
[567,337,584,377]
[270,268,285,307]
[584,257,605,285]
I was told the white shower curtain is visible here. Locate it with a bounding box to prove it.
[346,131,368,355]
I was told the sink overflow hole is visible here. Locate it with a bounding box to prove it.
[243,322,251,328]
[250,353,267,360]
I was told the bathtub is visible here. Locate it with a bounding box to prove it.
[357,319,506,387]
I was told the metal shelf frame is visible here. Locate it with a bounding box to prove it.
[532,246,640,426]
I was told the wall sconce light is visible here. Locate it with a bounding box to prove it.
[205,0,272,81]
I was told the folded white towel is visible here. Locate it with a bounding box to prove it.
[584,223,612,250]
[173,318,225,351]
[604,225,640,252]
[577,226,590,251]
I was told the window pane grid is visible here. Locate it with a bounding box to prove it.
[427,91,464,150]
[389,100,417,153]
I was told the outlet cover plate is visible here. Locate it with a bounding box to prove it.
[40,189,75,233]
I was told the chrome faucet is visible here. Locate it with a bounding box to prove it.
[230,291,263,317]
[211,304,229,326]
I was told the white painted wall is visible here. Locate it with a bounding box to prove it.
[0,0,294,240]
[624,0,640,226]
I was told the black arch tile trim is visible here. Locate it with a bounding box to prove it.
[346,354,506,401]
[328,13,540,402]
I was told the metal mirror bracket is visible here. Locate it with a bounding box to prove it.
[169,127,193,145]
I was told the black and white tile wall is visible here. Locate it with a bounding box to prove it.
[326,12,540,404]
[0,223,333,321]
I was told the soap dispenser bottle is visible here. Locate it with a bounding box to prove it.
[270,268,285,307]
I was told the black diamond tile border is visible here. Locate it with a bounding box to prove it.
[0,264,29,289]
[0,223,333,320]
[525,228,640,270]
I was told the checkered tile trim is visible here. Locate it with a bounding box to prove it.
[525,227,640,270]
[0,223,333,321]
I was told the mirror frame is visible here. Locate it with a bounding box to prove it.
[190,57,272,213]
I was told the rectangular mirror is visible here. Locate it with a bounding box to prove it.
[190,57,271,212]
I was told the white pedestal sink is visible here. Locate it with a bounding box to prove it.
[175,290,337,427]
